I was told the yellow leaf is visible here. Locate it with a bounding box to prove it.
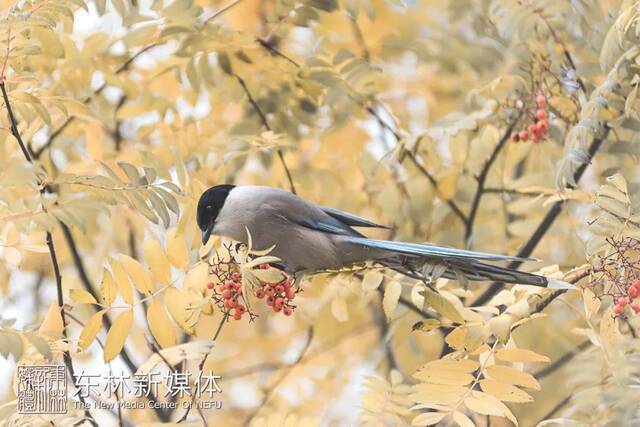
[411,383,467,405]
[143,238,172,284]
[419,358,480,373]
[383,281,402,319]
[39,303,64,335]
[331,297,349,322]
[411,412,447,426]
[413,368,474,386]
[109,258,133,304]
[424,289,464,323]
[147,298,177,348]
[119,254,154,294]
[166,228,189,269]
[484,365,540,390]
[495,348,550,363]
[464,391,518,425]
[445,326,467,350]
[79,310,105,351]
[582,288,600,319]
[103,310,133,362]
[164,287,194,334]
[479,379,533,403]
[362,271,383,290]
[452,411,475,427]
[69,289,97,305]
[100,269,117,305]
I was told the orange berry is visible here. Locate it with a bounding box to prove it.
[518,130,529,141]
[536,109,547,120]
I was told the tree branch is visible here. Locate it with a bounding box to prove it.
[465,112,523,246]
[472,128,609,306]
[534,339,591,380]
[1,81,97,427]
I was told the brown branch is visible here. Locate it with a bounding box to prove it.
[465,112,523,246]
[242,327,314,426]
[1,81,97,427]
[472,127,610,306]
[234,74,297,194]
[534,339,592,380]
[176,313,229,423]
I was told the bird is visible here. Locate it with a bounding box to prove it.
[197,184,568,288]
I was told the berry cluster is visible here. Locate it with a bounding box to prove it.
[207,272,247,320]
[207,262,298,321]
[511,95,549,143]
[254,263,296,316]
[612,279,640,316]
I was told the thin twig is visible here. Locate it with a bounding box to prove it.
[242,327,314,426]
[234,74,296,194]
[534,340,592,380]
[203,0,245,24]
[465,111,523,247]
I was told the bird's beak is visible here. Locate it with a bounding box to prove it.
[202,222,213,245]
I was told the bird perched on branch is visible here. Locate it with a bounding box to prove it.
[197,185,569,288]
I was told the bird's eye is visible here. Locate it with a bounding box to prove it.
[206,205,213,211]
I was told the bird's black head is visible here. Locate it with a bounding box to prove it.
[197,184,235,245]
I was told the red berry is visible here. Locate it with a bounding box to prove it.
[275,285,284,293]
[283,306,293,316]
[613,304,624,315]
[224,299,233,309]
[207,282,215,289]
[528,124,536,133]
[286,288,296,299]
[273,304,282,312]
[221,290,232,299]
[255,289,265,299]
[628,286,639,298]
[535,95,546,106]
[227,299,237,308]
[274,298,284,310]
[633,279,640,289]
[265,286,275,297]
[532,133,542,143]
[231,272,241,281]
[260,263,269,269]
[618,296,629,307]
[518,130,529,141]
[235,304,246,314]
[511,133,519,143]
[632,303,640,314]
[536,109,547,120]
[266,296,275,306]
[233,312,242,320]
[537,119,548,131]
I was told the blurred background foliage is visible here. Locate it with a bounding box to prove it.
[0,0,639,425]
